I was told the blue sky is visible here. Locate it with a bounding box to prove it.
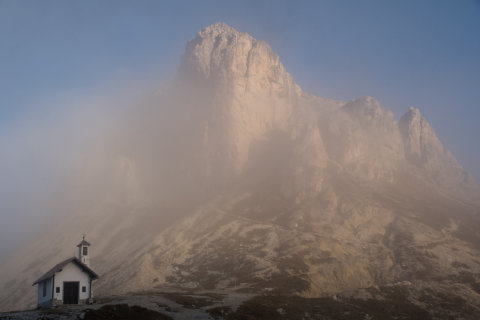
[1,0,479,178]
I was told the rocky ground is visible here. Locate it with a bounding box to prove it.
[1,283,479,320]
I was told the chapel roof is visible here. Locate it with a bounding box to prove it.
[32,257,99,285]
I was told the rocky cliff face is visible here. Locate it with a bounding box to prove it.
[399,107,479,201]
[179,23,303,179]
[178,22,479,201]
[1,23,479,315]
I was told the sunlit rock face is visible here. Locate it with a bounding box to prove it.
[180,22,299,175]
[182,22,299,100]
[400,107,479,201]
[1,23,480,314]
[179,22,328,198]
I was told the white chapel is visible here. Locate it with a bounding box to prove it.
[32,237,99,308]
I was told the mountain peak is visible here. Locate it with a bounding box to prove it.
[402,106,422,122]
[342,96,395,127]
[344,96,381,112]
[180,22,295,95]
[407,106,420,114]
[399,106,436,164]
[399,106,479,199]
[198,22,240,38]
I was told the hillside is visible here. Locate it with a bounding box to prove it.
[0,23,479,317]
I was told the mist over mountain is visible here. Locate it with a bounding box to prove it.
[1,23,479,317]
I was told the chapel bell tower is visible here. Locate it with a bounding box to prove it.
[77,235,91,267]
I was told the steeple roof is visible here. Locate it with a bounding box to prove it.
[77,239,90,247]
[77,236,90,247]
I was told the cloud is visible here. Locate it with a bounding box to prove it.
[0,79,153,260]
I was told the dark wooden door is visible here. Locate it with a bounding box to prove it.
[63,281,79,304]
